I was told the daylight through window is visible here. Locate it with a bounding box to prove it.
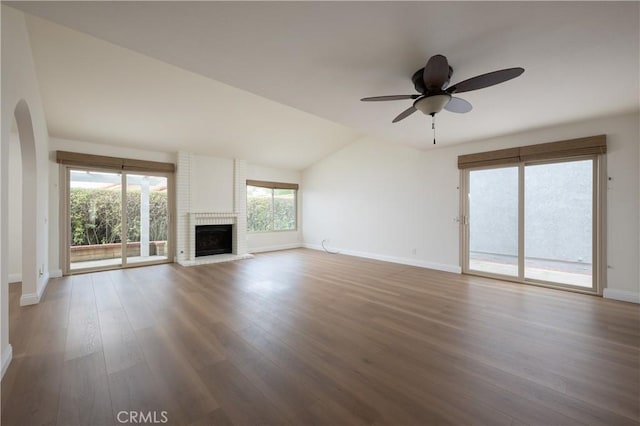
[247,180,297,232]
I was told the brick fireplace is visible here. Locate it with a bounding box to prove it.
[175,152,252,266]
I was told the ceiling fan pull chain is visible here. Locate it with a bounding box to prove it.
[432,113,436,144]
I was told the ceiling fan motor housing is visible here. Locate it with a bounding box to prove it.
[412,66,453,93]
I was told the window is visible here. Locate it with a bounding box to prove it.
[246,180,298,232]
[56,151,174,274]
[459,136,605,293]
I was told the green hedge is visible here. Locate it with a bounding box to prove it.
[70,188,167,246]
[247,191,295,232]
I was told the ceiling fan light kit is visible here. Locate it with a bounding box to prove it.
[361,54,524,144]
[414,93,451,116]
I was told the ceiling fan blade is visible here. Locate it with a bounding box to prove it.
[423,54,449,89]
[448,67,524,94]
[361,95,420,101]
[444,97,473,113]
[392,106,417,123]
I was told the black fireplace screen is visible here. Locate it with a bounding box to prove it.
[195,225,232,257]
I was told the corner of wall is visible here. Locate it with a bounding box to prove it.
[233,159,248,255]
[1,344,13,379]
[603,288,640,304]
[19,271,49,306]
[175,151,191,263]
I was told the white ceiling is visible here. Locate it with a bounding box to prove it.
[9,1,640,170]
[23,15,361,170]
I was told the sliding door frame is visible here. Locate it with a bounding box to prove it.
[461,154,606,295]
[61,165,175,275]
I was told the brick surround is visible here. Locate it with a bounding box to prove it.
[176,152,250,266]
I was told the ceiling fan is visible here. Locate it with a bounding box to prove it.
[361,54,524,143]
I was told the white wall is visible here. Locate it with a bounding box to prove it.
[48,137,176,273]
[191,155,234,213]
[303,135,459,272]
[1,5,51,377]
[247,164,302,253]
[303,112,640,299]
[8,133,22,283]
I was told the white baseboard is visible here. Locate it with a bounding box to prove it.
[49,269,63,278]
[20,292,40,306]
[603,288,640,304]
[249,243,302,254]
[19,274,49,306]
[8,273,21,284]
[1,344,13,380]
[303,243,462,274]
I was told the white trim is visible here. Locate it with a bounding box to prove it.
[603,288,640,304]
[303,243,462,274]
[249,243,302,254]
[1,344,13,379]
[178,253,254,267]
[49,269,62,278]
[8,273,21,283]
[19,273,49,306]
[20,292,40,306]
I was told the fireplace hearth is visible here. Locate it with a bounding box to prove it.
[195,224,232,257]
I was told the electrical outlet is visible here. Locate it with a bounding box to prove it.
[411,248,417,255]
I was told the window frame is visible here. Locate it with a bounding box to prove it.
[246,181,298,233]
[460,152,606,295]
[61,165,175,275]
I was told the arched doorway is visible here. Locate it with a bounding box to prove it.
[12,100,38,306]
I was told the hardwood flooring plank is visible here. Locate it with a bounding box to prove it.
[154,308,227,371]
[107,362,184,425]
[135,326,220,424]
[92,273,122,312]
[187,408,234,426]
[206,322,335,425]
[64,303,102,362]
[198,359,293,426]
[97,307,145,375]
[56,351,114,426]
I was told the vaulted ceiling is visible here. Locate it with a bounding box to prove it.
[8,1,640,170]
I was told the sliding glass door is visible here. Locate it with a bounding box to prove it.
[463,156,600,292]
[66,167,171,273]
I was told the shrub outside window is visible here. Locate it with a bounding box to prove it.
[247,181,297,232]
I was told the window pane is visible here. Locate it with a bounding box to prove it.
[69,170,122,270]
[274,189,296,230]
[524,160,593,287]
[468,167,519,277]
[126,174,169,264]
[247,185,273,232]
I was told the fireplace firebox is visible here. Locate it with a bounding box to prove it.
[195,224,232,257]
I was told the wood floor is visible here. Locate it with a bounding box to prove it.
[2,248,639,425]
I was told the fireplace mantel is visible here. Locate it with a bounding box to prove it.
[190,212,237,226]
